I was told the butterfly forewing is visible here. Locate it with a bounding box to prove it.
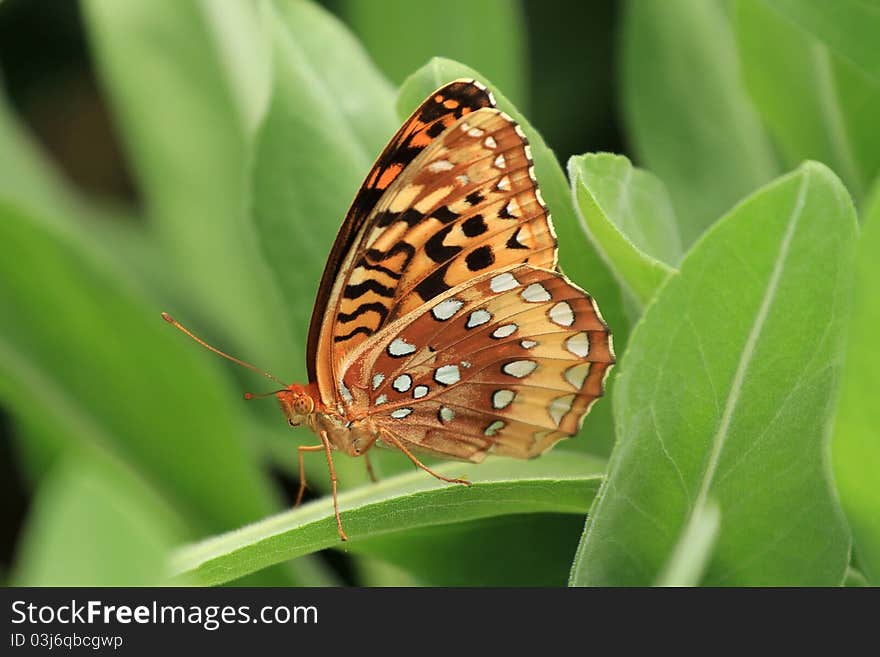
[307,80,494,389]
[316,105,558,405]
[339,265,613,462]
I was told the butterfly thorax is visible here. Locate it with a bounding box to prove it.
[276,383,379,456]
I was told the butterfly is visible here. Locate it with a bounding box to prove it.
[164,80,614,541]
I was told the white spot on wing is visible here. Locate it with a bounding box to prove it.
[493,389,515,410]
[490,272,519,293]
[496,176,511,192]
[339,380,353,403]
[484,135,497,149]
[375,394,388,406]
[466,309,492,328]
[432,298,463,321]
[520,339,538,349]
[427,159,454,173]
[484,420,505,436]
[494,154,507,169]
[504,199,521,218]
[434,365,461,385]
[549,301,575,327]
[522,283,551,302]
[388,337,416,357]
[502,360,538,378]
[565,332,590,358]
[439,406,455,423]
[413,385,429,399]
[455,174,470,186]
[393,374,412,393]
[372,373,385,390]
[565,363,591,390]
[467,127,485,137]
[492,323,517,339]
[548,394,575,426]
[391,408,413,419]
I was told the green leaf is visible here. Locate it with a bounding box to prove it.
[569,153,681,308]
[0,91,72,221]
[736,0,880,202]
[11,454,182,586]
[622,0,779,246]
[654,499,721,587]
[250,0,397,382]
[399,57,629,457]
[570,163,855,586]
[83,0,294,370]
[759,0,880,84]
[832,180,880,585]
[339,0,528,109]
[0,201,277,534]
[171,451,605,586]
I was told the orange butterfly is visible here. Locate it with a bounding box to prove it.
[164,80,614,541]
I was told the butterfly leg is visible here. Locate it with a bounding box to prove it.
[380,429,471,487]
[294,444,325,508]
[363,452,379,483]
[319,430,348,542]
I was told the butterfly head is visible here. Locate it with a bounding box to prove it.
[276,384,318,427]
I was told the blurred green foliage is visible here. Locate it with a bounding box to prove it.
[0,0,877,586]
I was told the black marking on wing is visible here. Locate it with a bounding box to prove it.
[414,261,453,302]
[343,279,395,299]
[365,241,416,270]
[333,325,374,343]
[337,302,390,324]
[461,215,488,237]
[465,191,485,206]
[506,227,530,250]
[431,206,460,224]
[425,225,462,264]
[356,258,403,279]
[498,203,516,219]
[466,245,495,271]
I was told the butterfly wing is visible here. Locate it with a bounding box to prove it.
[311,85,558,406]
[307,79,494,385]
[339,264,614,462]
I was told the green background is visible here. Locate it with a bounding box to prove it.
[0,0,877,586]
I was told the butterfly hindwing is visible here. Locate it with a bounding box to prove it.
[339,265,614,462]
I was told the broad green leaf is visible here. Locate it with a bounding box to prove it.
[0,201,277,534]
[198,0,271,134]
[622,0,779,246]
[83,0,294,370]
[571,163,855,586]
[0,91,72,221]
[736,0,880,202]
[399,57,628,457]
[250,0,396,382]
[832,181,880,585]
[760,0,880,84]
[655,499,721,587]
[569,153,681,308]
[339,0,528,109]
[171,452,605,586]
[11,454,182,586]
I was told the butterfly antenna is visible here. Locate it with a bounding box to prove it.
[161,312,289,387]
